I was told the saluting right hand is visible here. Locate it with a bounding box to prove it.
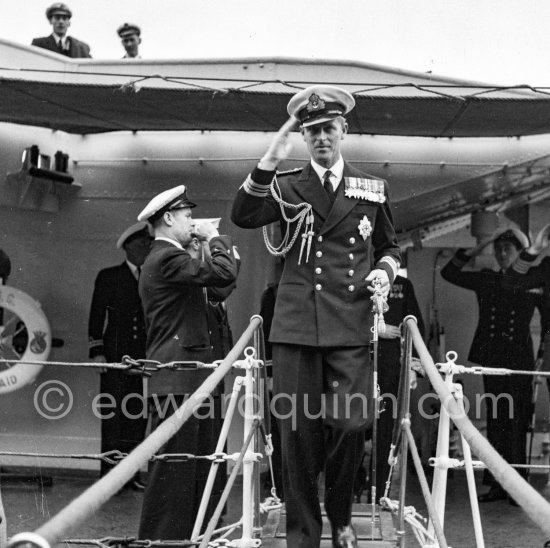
[258,117,298,171]
[529,222,550,254]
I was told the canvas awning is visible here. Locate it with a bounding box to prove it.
[2,76,550,136]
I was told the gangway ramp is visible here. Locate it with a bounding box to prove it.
[262,503,398,547]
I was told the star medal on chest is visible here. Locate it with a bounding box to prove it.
[358,215,372,240]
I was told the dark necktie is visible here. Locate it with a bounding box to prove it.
[323,170,336,204]
[57,40,64,53]
[136,266,141,280]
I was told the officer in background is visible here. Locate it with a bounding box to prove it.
[258,257,285,499]
[0,250,11,327]
[117,23,141,59]
[510,223,550,415]
[88,222,152,489]
[441,228,540,505]
[137,186,238,540]
[0,249,11,285]
[231,85,400,547]
[32,3,91,58]
[357,251,425,502]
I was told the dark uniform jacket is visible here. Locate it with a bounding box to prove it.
[441,249,539,368]
[31,35,91,58]
[512,252,550,361]
[88,262,146,362]
[231,162,401,347]
[382,275,425,353]
[139,236,238,395]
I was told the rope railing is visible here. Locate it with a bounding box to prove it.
[7,315,263,548]
[403,316,550,540]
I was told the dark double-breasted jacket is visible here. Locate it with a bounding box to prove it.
[88,262,146,362]
[31,35,91,58]
[381,274,424,355]
[441,249,540,368]
[231,162,401,347]
[139,236,238,396]
[512,251,550,359]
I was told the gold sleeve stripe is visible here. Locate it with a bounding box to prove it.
[513,258,531,274]
[242,175,269,197]
[379,256,399,279]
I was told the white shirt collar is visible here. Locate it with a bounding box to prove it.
[52,33,68,47]
[126,260,140,280]
[311,156,344,190]
[155,236,183,250]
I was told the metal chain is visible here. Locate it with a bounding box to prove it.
[63,538,247,548]
[0,449,241,465]
[64,539,198,548]
[0,450,125,465]
[0,356,219,374]
[0,355,267,374]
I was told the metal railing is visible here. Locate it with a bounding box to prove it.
[388,316,550,547]
[5,315,272,548]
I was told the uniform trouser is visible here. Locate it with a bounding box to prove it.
[138,395,224,541]
[482,374,533,485]
[99,371,147,478]
[272,343,372,548]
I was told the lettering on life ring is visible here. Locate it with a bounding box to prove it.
[0,286,51,394]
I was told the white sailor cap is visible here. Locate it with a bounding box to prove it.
[494,227,530,249]
[117,22,141,38]
[116,222,151,249]
[137,185,196,223]
[287,85,355,128]
[46,2,72,18]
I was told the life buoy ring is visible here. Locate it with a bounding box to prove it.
[0,286,51,394]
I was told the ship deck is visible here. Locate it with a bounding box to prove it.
[2,468,549,547]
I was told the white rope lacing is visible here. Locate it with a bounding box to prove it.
[262,175,313,264]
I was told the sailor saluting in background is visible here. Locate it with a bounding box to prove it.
[440,228,541,505]
[231,85,401,548]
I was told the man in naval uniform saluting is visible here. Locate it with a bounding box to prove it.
[441,228,540,505]
[231,85,401,547]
